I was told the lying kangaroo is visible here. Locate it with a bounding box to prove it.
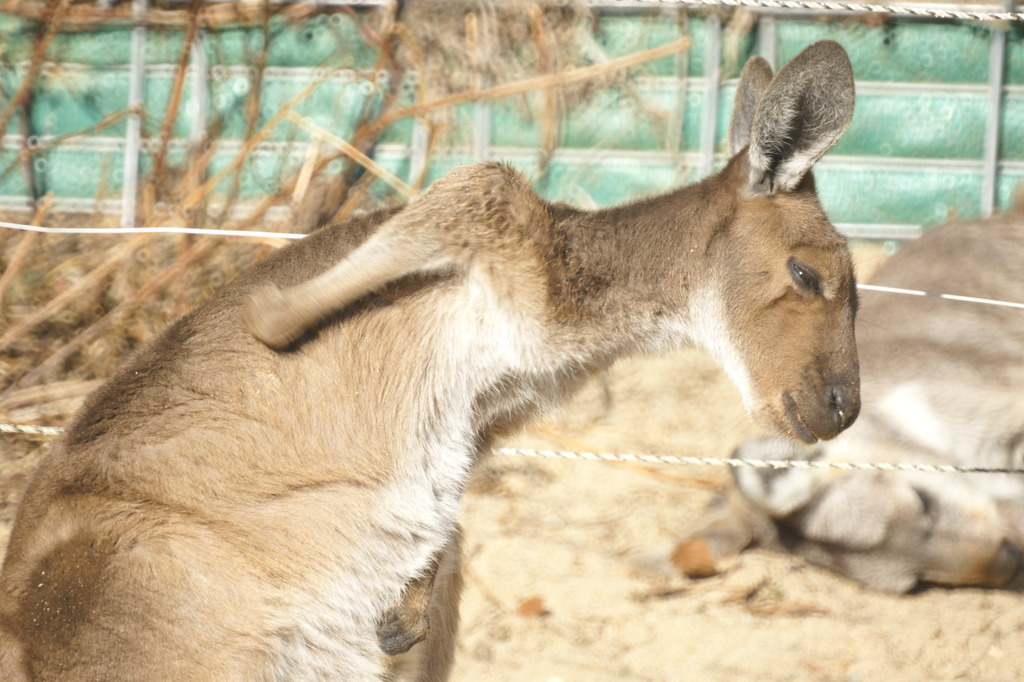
[0,41,859,680]
[674,206,1024,594]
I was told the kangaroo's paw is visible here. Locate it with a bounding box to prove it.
[377,603,429,656]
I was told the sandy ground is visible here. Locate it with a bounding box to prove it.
[2,246,1023,681]
[449,347,1024,682]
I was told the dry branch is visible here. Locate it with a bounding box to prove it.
[0,108,136,194]
[0,1,360,31]
[7,237,216,393]
[367,37,693,136]
[175,75,331,219]
[528,4,559,169]
[0,234,148,353]
[291,142,320,206]
[285,112,415,199]
[0,0,73,145]
[22,109,135,156]
[219,0,272,226]
[0,194,52,305]
[149,0,201,216]
[0,378,102,423]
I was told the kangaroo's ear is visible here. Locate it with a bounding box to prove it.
[728,56,774,157]
[746,40,855,195]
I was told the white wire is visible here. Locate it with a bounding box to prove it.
[593,0,1024,21]
[494,447,1024,474]
[1,422,1021,473]
[0,423,65,437]
[3,220,1023,311]
[0,220,306,241]
[858,284,1024,310]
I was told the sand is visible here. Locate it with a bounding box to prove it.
[451,348,1024,681]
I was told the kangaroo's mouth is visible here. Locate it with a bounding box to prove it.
[780,393,818,444]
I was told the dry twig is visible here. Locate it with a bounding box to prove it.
[0,234,149,354]
[368,37,692,136]
[149,0,201,216]
[175,75,332,219]
[285,112,415,198]
[0,0,73,139]
[6,238,216,394]
[0,194,52,305]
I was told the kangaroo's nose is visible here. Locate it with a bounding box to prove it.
[827,383,860,433]
[783,378,860,443]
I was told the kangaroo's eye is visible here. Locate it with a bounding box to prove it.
[789,258,822,295]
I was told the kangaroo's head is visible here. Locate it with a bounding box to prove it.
[694,41,860,443]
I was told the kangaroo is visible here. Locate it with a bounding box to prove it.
[673,206,1024,594]
[0,41,858,680]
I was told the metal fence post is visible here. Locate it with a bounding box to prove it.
[757,14,776,69]
[699,14,721,178]
[120,0,147,228]
[980,0,1011,217]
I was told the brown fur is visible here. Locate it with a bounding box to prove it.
[0,42,859,680]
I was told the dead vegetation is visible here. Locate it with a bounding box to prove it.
[0,0,691,419]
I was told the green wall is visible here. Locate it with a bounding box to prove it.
[0,8,1020,237]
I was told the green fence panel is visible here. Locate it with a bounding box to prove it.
[206,72,380,142]
[1001,94,1024,161]
[815,165,985,226]
[0,7,1020,236]
[594,14,693,77]
[559,82,674,151]
[33,147,124,199]
[0,149,31,196]
[203,14,376,69]
[536,156,694,206]
[1000,169,1024,207]
[29,69,132,138]
[835,91,989,160]
[775,20,993,84]
[1005,24,1024,85]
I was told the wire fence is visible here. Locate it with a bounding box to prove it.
[140,0,1024,22]
[4,220,1024,310]
[495,447,1024,474]
[316,0,1024,22]
[598,0,1024,22]
[3,421,1022,474]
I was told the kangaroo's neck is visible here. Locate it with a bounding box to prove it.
[549,158,744,345]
